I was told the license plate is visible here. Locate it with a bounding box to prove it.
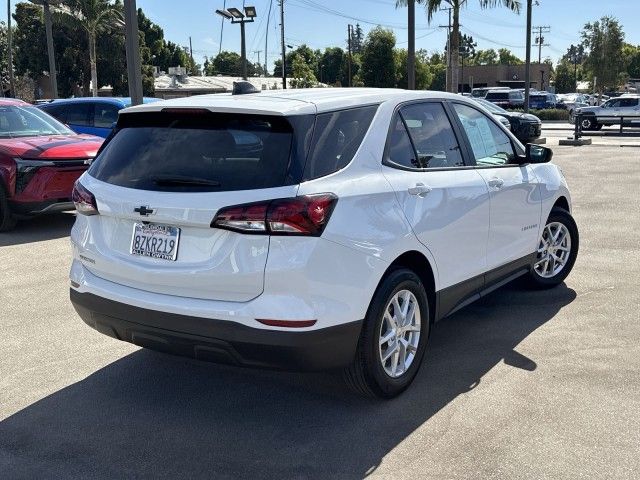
[130,223,180,261]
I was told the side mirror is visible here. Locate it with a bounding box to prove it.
[524,143,553,164]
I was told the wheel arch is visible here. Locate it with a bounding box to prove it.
[553,195,570,213]
[380,250,436,324]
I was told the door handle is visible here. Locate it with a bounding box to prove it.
[408,183,432,197]
[488,177,504,189]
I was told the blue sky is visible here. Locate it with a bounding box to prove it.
[9,0,640,70]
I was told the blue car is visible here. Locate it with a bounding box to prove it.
[529,92,558,110]
[37,97,160,138]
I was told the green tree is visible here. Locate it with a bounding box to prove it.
[360,27,396,87]
[350,23,365,54]
[498,48,522,65]
[429,62,446,90]
[56,0,124,97]
[0,22,10,95]
[470,48,498,65]
[290,53,317,88]
[209,51,242,76]
[396,0,521,92]
[553,61,576,94]
[319,47,345,85]
[395,48,433,89]
[581,16,625,92]
[622,43,640,79]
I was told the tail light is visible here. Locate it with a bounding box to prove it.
[72,181,99,216]
[212,194,337,236]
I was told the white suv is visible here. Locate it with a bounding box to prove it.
[69,87,578,398]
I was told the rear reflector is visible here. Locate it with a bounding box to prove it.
[212,194,337,236]
[72,181,99,216]
[256,319,317,328]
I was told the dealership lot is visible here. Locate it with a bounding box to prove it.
[1,127,639,479]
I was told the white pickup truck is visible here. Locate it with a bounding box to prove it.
[574,95,640,130]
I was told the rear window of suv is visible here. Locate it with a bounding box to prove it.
[89,105,378,192]
[89,112,305,192]
[486,92,509,100]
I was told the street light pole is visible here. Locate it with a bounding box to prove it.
[407,0,415,90]
[216,6,256,82]
[124,0,143,105]
[524,0,532,113]
[240,20,247,80]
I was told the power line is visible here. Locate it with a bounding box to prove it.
[288,0,437,31]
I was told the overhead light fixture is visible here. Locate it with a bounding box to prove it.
[244,6,257,18]
[227,7,244,19]
[215,9,233,19]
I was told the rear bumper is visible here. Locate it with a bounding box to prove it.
[9,200,74,216]
[70,289,363,371]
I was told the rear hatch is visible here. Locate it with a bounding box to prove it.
[79,110,313,302]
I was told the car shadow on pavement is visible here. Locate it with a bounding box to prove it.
[0,212,75,247]
[0,283,576,479]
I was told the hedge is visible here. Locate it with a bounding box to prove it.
[507,108,570,121]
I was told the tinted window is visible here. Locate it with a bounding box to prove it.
[94,103,120,128]
[303,105,378,180]
[620,98,639,107]
[509,91,524,100]
[453,103,516,166]
[90,113,296,192]
[66,104,92,126]
[385,102,464,170]
[486,92,509,100]
[40,104,67,122]
[385,116,418,169]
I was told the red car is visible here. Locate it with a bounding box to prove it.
[0,98,103,231]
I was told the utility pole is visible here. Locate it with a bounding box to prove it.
[124,0,143,105]
[347,24,353,87]
[439,7,452,92]
[279,0,286,88]
[7,0,15,97]
[524,0,532,113]
[265,0,273,76]
[253,50,262,74]
[407,0,415,90]
[189,36,194,73]
[533,26,550,64]
[40,1,58,98]
[219,0,226,54]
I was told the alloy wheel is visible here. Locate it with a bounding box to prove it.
[534,222,572,279]
[378,289,421,378]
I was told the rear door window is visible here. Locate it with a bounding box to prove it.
[303,105,378,180]
[89,112,299,192]
[66,104,92,126]
[94,103,120,128]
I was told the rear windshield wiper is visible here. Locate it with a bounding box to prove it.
[151,175,221,187]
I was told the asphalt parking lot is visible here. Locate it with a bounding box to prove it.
[1,125,639,479]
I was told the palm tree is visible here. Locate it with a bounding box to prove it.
[397,0,521,92]
[55,0,123,96]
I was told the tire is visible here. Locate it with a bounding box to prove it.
[525,208,579,289]
[0,182,17,232]
[344,268,430,398]
[580,116,598,131]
